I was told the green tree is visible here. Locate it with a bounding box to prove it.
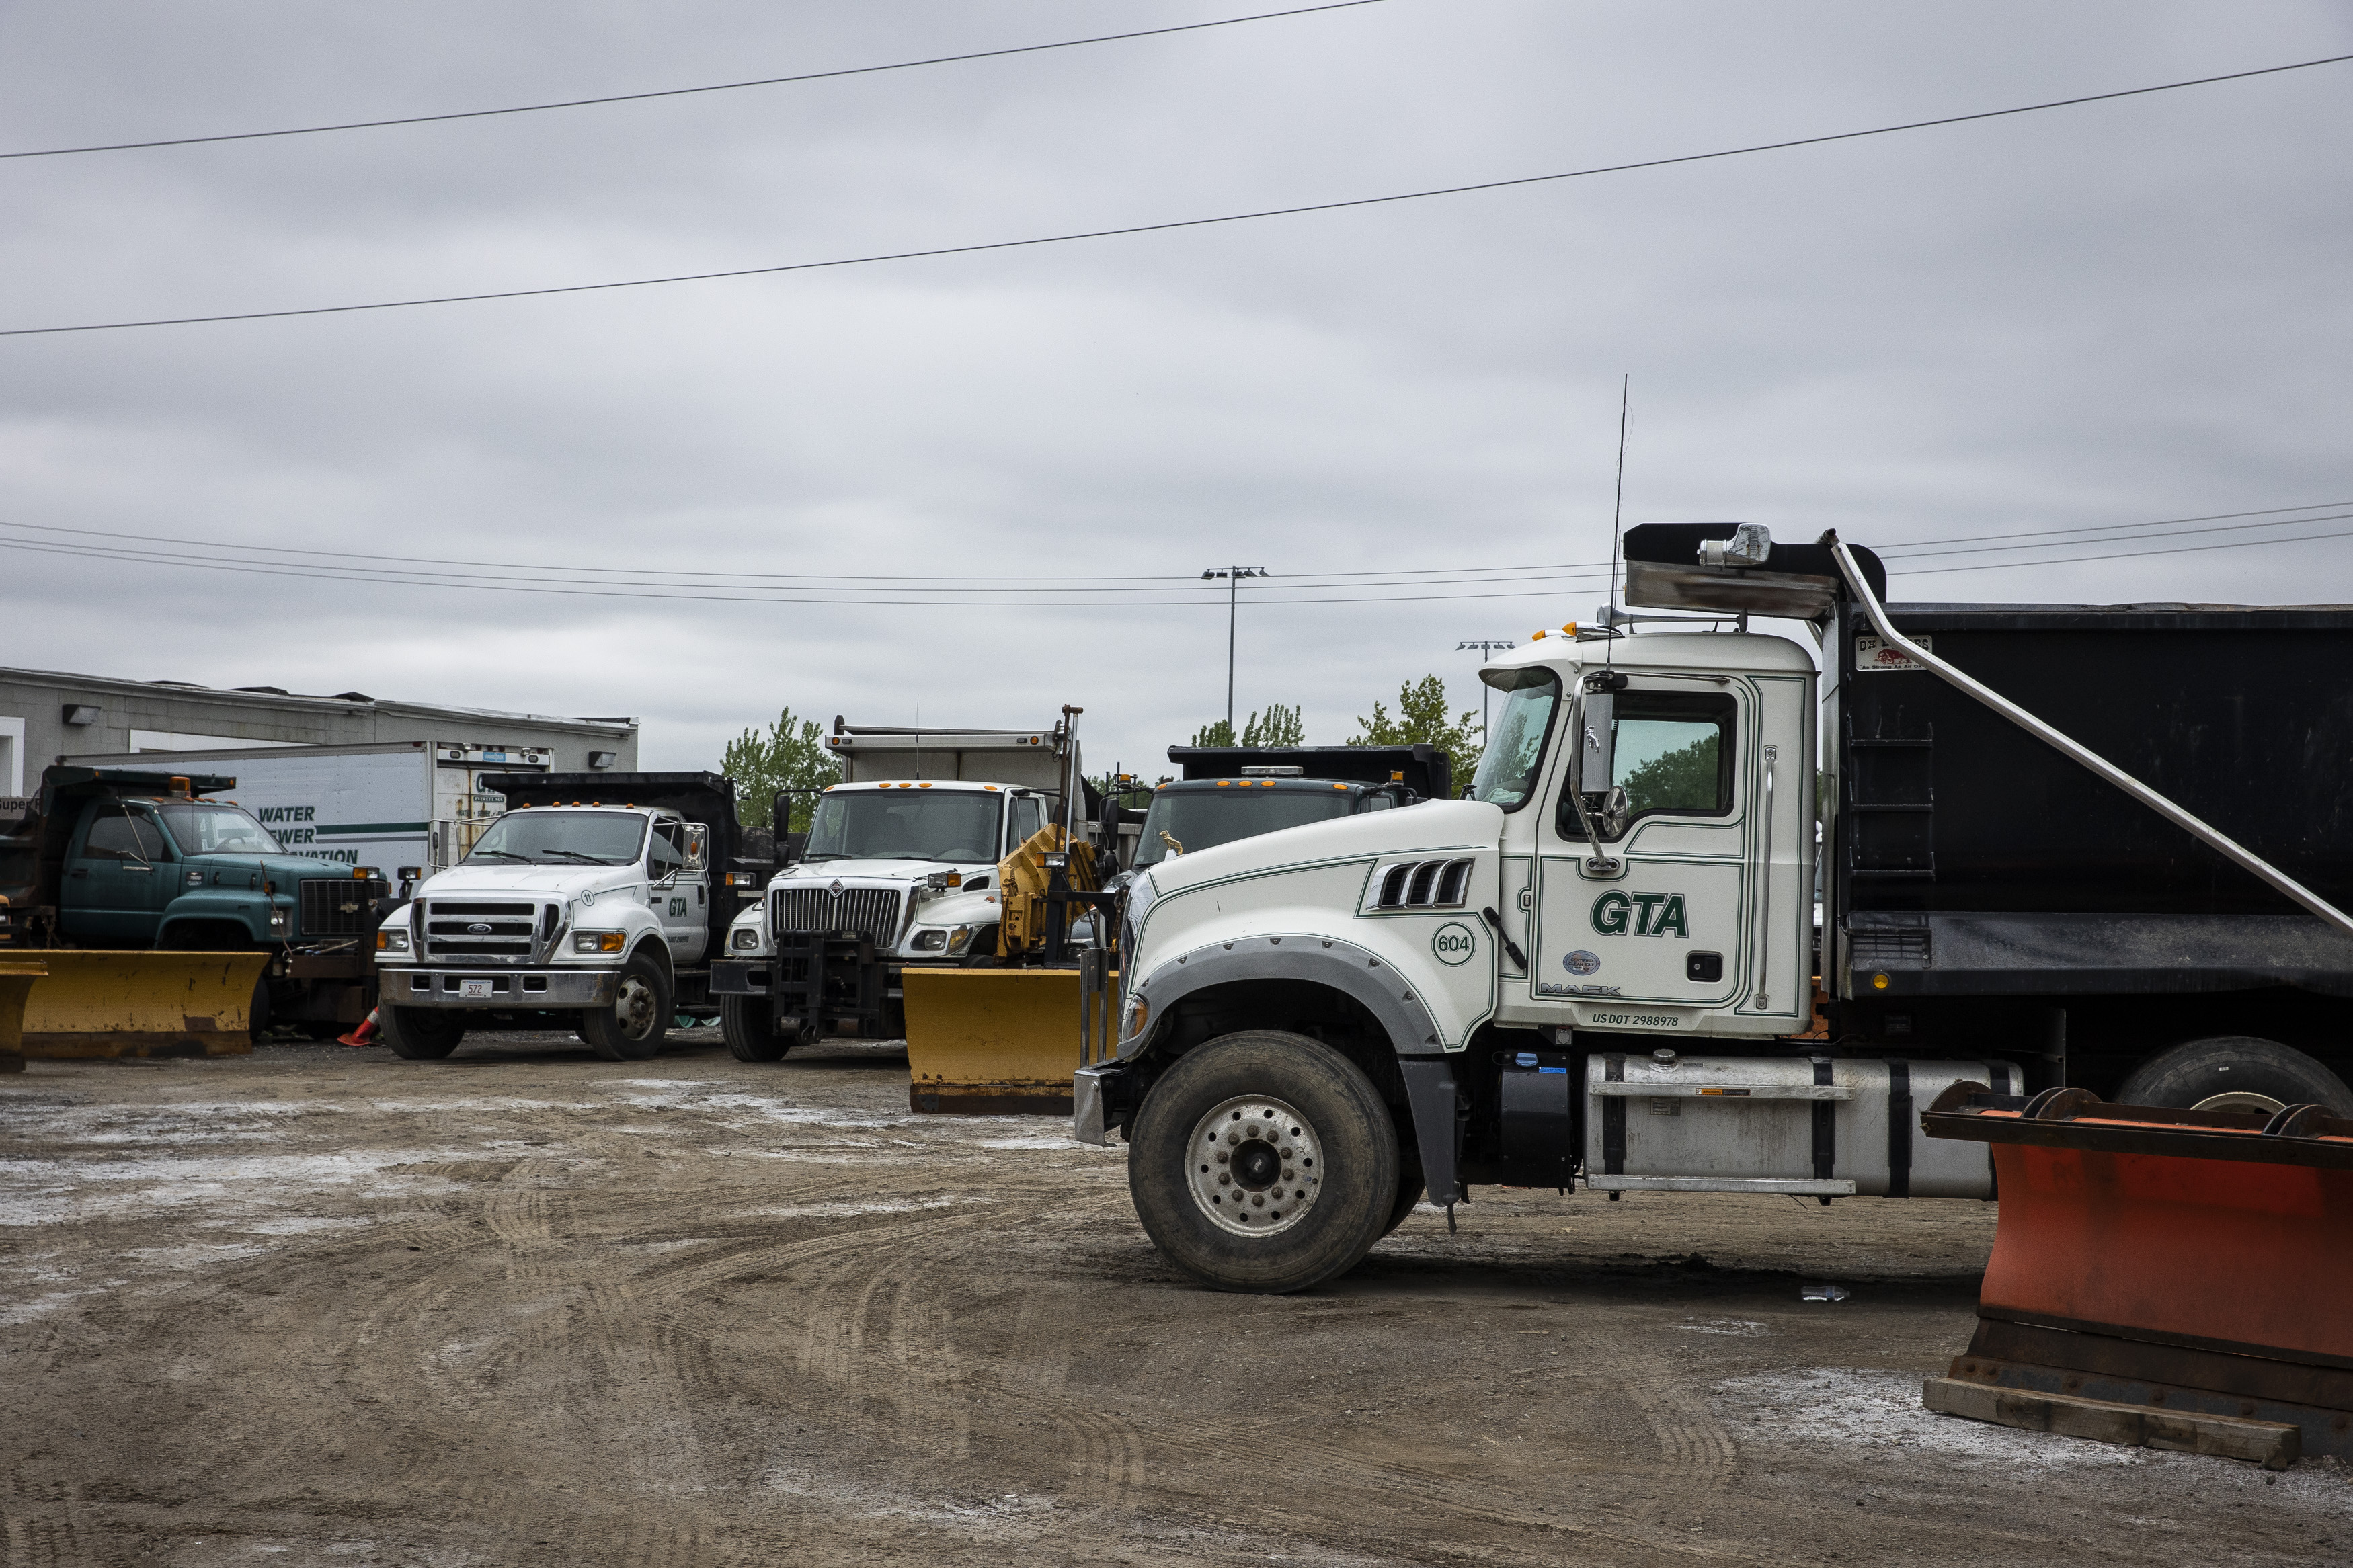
[1190,704,1304,749]
[1241,703,1305,747]
[1189,718,1236,747]
[1350,675,1482,782]
[720,706,842,832]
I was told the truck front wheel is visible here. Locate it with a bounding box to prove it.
[1128,1030,1399,1294]
[381,1006,465,1061]
[721,993,788,1062]
[581,952,671,1061]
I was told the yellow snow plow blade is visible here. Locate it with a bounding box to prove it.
[904,967,1104,1115]
[16,951,270,1059]
[0,961,44,1072]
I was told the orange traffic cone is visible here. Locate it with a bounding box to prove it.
[339,1007,380,1048]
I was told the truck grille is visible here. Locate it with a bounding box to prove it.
[422,899,547,962]
[772,886,902,944]
[300,877,387,938]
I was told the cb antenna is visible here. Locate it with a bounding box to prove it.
[1605,374,1628,668]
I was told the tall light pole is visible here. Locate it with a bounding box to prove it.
[1203,567,1268,733]
[1456,640,1516,739]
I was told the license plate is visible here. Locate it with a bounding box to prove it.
[461,979,492,1000]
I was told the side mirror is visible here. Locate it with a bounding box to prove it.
[1576,692,1616,795]
[684,824,709,872]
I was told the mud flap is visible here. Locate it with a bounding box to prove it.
[1398,1057,1464,1214]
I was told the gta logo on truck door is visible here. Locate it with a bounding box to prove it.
[1591,889,1689,938]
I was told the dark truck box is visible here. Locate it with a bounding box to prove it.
[1833,602,2353,1001]
[1166,743,1454,802]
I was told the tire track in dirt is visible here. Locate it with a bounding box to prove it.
[1584,1328,1739,1493]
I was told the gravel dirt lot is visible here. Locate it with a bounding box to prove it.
[3,1031,2347,1567]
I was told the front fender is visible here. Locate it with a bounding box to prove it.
[1123,934,1447,1059]
[161,891,272,943]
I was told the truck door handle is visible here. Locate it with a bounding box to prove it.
[1481,907,1527,968]
[69,868,88,879]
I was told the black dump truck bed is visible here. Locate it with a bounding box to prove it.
[1166,744,1454,802]
[1833,600,2353,999]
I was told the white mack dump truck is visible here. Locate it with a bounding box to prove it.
[1078,524,2353,1293]
[711,713,1096,1061]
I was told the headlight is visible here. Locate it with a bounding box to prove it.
[376,929,411,952]
[730,926,761,951]
[910,928,948,952]
[573,932,626,954]
[1122,993,1149,1041]
[945,925,973,955]
[268,904,292,936]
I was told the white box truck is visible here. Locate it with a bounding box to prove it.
[62,740,554,891]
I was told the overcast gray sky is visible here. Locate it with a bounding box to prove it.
[4,1,2349,778]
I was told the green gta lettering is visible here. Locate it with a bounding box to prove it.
[1590,889,1690,939]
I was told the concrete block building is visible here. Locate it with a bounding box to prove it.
[0,665,638,798]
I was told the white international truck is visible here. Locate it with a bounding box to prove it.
[1077,524,2353,1293]
[711,714,1092,1061]
[370,771,768,1061]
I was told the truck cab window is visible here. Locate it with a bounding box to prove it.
[1559,690,1737,839]
[1469,669,1559,810]
[650,823,686,876]
[1006,795,1047,851]
[83,804,162,862]
[154,800,277,856]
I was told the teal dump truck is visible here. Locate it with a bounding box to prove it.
[0,766,388,1038]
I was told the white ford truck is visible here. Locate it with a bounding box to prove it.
[1078,524,2353,1293]
[372,771,764,1061]
[711,715,1092,1061]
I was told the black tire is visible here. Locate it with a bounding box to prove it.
[1383,1147,1427,1237]
[2115,1036,2353,1116]
[721,993,788,1062]
[381,1005,465,1061]
[581,950,671,1062]
[1128,1030,1400,1294]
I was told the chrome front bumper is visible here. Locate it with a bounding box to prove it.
[379,966,619,1009]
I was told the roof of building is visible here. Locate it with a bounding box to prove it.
[0,663,637,735]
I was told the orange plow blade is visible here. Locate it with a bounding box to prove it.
[1922,1083,2353,1463]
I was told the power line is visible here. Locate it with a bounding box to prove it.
[1876,507,2353,564]
[0,532,1620,607]
[0,519,1615,592]
[1876,499,2353,554]
[12,508,2353,610]
[0,2,1392,161]
[1890,524,2353,577]
[8,497,2353,606]
[8,50,2347,339]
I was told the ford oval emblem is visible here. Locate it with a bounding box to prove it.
[467,922,493,935]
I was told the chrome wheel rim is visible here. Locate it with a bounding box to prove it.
[2192,1089,2286,1115]
[613,975,657,1042]
[1185,1095,1322,1237]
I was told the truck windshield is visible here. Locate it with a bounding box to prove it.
[154,800,284,856]
[1131,788,1355,867]
[1470,669,1559,810]
[803,790,1002,863]
[467,810,647,866]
